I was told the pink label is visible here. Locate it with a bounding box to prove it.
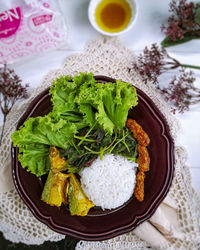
[32,14,52,26]
[0,7,21,39]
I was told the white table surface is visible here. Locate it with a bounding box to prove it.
[1,0,200,195]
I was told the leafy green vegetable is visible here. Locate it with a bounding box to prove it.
[17,143,50,176]
[74,78,138,134]
[11,115,77,176]
[62,127,137,170]
[50,73,96,130]
[95,80,138,133]
[12,72,138,176]
[12,115,77,150]
[109,128,138,158]
[50,73,138,134]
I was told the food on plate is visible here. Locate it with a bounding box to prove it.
[126,118,150,202]
[11,115,76,176]
[50,146,68,172]
[41,170,69,207]
[134,171,145,202]
[137,144,150,172]
[11,72,150,215]
[68,173,94,216]
[126,118,150,146]
[41,146,69,206]
[80,154,137,210]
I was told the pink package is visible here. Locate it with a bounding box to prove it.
[0,0,67,64]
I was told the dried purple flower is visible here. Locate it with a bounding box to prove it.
[161,0,200,46]
[0,64,29,145]
[129,43,200,113]
[157,69,200,113]
[129,43,200,85]
[130,44,164,84]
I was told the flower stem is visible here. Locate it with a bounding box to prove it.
[181,64,200,70]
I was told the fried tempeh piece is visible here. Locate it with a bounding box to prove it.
[126,118,150,146]
[126,118,150,202]
[137,144,150,172]
[134,171,145,202]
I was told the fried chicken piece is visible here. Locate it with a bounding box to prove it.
[41,171,69,207]
[137,144,150,172]
[134,171,145,202]
[126,118,150,146]
[68,173,95,216]
[49,146,68,172]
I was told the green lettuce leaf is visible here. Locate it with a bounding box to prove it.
[12,72,138,176]
[50,73,138,134]
[96,80,138,133]
[74,76,138,134]
[18,143,50,176]
[50,73,95,130]
[12,114,77,150]
[11,115,77,176]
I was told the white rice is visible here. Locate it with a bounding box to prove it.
[79,154,137,210]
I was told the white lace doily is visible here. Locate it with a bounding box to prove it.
[0,37,199,249]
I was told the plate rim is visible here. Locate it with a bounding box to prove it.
[11,75,174,240]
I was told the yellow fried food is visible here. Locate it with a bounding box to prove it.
[42,147,94,215]
[41,171,69,207]
[134,171,145,202]
[137,144,150,172]
[126,118,150,146]
[68,173,94,216]
[49,146,68,172]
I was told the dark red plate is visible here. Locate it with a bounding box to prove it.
[11,76,174,240]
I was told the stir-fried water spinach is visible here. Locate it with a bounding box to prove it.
[61,127,138,173]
